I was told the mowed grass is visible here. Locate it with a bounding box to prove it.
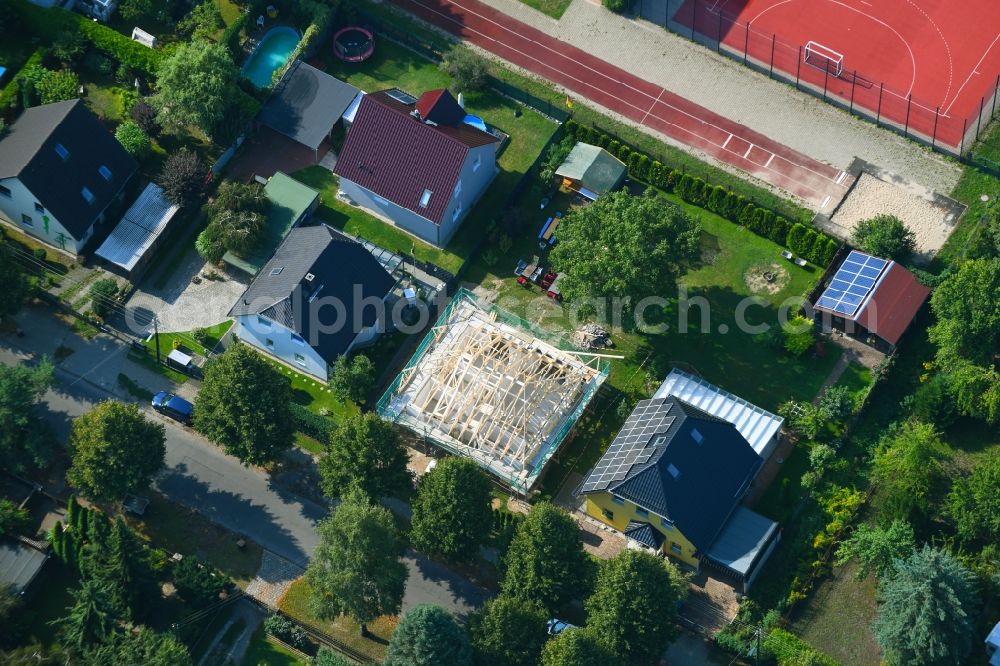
[517,0,572,18]
[145,320,234,358]
[280,578,397,663]
[260,355,359,418]
[242,628,308,666]
[316,38,558,273]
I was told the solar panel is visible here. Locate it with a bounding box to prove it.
[386,88,417,105]
[581,399,676,492]
[814,251,889,318]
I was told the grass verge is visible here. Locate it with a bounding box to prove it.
[243,628,308,666]
[117,372,154,402]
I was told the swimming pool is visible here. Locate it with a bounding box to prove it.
[242,26,300,88]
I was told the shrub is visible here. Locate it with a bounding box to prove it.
[443,47,488,92]
[851,214,916,262]
[158,149,205,206]
[115,120,151,158]
[603,0,628,12]
[191,327,209,346]
[88,278,119,320]
[32,248,46,261]
[263,614,309,651]
[782,315,815,356]
[289,402,332,444]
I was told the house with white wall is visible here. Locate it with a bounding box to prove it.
[334,88,499,248]
[0,99,137,254]
[228,224,397,381]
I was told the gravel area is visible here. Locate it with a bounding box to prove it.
[477,0,963,197]
[827,173,963,262]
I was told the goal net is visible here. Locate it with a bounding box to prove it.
[804,41,844,77]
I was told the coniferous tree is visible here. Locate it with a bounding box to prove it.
[82,517,159,621]
[54,579,118,652]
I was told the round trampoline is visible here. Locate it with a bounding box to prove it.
[333,26,374,63]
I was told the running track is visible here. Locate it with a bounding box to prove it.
[391,0,854,210]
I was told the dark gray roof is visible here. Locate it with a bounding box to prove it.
[703,506,778,577]
[0,100,137,239]
[229,224,395,362]
[580,397,763,551]
[624,521,665,550]
[260,61,360,150]
[0,539,48,594]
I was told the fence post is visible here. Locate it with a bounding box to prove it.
[993,74,1000,118]
[743,22,749,64]
[717,10,723,52]
[876,83,883,127]
[769,34,775,77]
[822,65,828,101]
[795,45,801,89]
[849,70,856,114]
[904,94,912,135]
[691,0,696,40]
[960,118,967,154]
[976,96,985,140]
[930,106,940,149]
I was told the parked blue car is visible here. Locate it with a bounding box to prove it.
[151,391,193,424]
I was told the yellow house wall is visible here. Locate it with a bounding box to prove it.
[584,494,700,568]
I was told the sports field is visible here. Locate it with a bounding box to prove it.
[672,0,1000,151]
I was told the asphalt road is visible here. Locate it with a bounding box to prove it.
[0,321,488,619]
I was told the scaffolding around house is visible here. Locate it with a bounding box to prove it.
[377,288,608,494]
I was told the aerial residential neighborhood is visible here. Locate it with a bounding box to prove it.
[0,0,998,663]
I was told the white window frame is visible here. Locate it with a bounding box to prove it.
[661,517,674,530]
[293,353,307,367]
[670,543,682,555]
[611,495,625,506]
[256,315,271,329]
[635,506,649,518]
[373,194,389,207]
[265,338,275,350]
[291,333,305,346]
[418,189,432,208]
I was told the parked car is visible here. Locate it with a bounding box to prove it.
[546,619,577,636]
[151,391,194,424]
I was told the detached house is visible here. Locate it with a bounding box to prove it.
[334,88,499,248]
[579,370,784,593]
[0,100,137,254]
[229,224,397,381]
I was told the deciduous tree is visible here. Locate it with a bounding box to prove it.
[171,556,227,609]
[328,354,375,404]
[410,457,492,563]
[67,400,165,502]
[540,628,621,666]
[871,421,948,525]
[305,488,407,635]
[946,450,1000,545]
[0,359,55,473]
[153,40,239,135]
[385,604,472,666]
[193,343,294,466]
[851,214,917,262]
[115,120,151,159]
[835,519,916,581]
[196,181,267,261]
[0,243,32,318]
[500,502,593,614]
[0,499,31,538]
[88,278,119,320]
[157,149,205,207]
[318,412,412,502]
[872,545,979,665]
[550,190,700,305]
[929,258,1000,366]
[442,48,487,92]
[782,314,815,356]
[585,549,689,664]
[468,595,547,666]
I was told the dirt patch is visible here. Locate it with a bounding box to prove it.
[744,263,789,295]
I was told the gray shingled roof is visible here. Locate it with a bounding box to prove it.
[229,224,395,362]
[624,521,665,550]
[580,397,763,551]
[703,506,778,577]
[0,100,137,239]
[260,61,360,150]
[0,539,48,594]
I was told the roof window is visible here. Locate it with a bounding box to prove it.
[667,463,680,480]
[270,267,284,276]
[98,165,113,181]
[81,186,95,204]
[54,143,70,160]
[419,189,432,208]
[691,428,703,444]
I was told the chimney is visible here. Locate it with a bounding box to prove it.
[304,273,315,283]
[457,92,465,109]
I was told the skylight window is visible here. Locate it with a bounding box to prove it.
[691,428,703,444]
[270,267,283,276]
[419,189,432,208]
[98,165,112,181]
[667,463,680,480]
[54,143,70,160]
[81,186,95,204]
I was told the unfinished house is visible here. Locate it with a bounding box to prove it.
[377,289,607,494]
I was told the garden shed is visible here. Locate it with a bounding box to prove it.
[555,142,627,200]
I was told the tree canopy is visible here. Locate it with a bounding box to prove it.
[80,517,159,621]
[835,519,916,581]
[500,502,594,614]
[329,354,376,405]
[319,412,412,502]
[83,628,192,666]
[67,400,165,502]
[550,190,700,304]
[385,604,472,666]
[468,595,547,666]
[584,549,688,663]
[115,120,151,159]
[153,40,239,135]
[929,258,1000,366]
[157,149,205,207]
[851,214,917,262]
[0,243,32,319]
[871,421,948,525]
[0,359,54,473]
[872,545,979,666]
[442,47,487,92]
[196,181,267,262]
[305,489,407,631]
[55,579,119,652]
[540,628,621,666]
[946,450,1000,545]
[171,555,227,609]
[409,457,493,563]
[194,343,294,466]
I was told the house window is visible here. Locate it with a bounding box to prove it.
[611,495,625,506]
[291,333,305,345]
[635,507,649,518]
[269,267,283,276]
[256,315,271,328]
[418,189,432,208]
[601,509,614,521]
[265,338,275,350]
[451,201,462,222]
[21,214,33,227]
[81,187,95,204]
[54,143,70,160]
[661,517,674,530]
[98,165,113,181]
[691,428,703,444]
[670,543,682,555]
[294,353,306,367]
[34,202,44,213]
[0,184,10,198]
[472,154,482,172]
[453,180,462,199]
[667,463,680,479]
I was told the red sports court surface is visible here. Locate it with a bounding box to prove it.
[677,0,1000,150]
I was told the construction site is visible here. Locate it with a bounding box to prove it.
[377,289,608,494]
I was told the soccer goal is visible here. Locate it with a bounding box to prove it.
[804,41,844,77]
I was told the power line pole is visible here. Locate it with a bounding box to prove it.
[153,315,161,364]
[755,624,762,666]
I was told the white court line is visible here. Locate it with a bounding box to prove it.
[743,144,754,159]
[765,153,775,168]
[821,195,832,208]
[403,0,849,197]
[943,30,1000,116]
[836,171,848,184]
[722,133,734,149]
[641,88,664,124]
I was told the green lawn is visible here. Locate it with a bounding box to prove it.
[242,628,308,666]
[294,432,326,455]
[260,356,359,419]
[144,320,234,358]
[280,579,397,663]
[517,0,572,18]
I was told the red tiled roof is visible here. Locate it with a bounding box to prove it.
[415,89,466,125]
[334,91,496,225]
[415,88,446,119]
[855,263,930,346]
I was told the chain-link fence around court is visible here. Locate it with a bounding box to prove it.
[635,0,1000,156]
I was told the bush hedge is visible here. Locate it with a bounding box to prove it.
[763,629,839,666]
[563,119,839,266]
[290,402,332,444]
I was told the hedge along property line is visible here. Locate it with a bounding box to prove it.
[0,48,45,118]
[271,0,343,87]
[563,120,840,266]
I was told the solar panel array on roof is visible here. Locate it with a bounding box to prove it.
[386,88,417,105]
[580,399,675,493]
[815,250,889,317]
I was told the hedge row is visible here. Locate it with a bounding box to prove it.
[563,119,839,266]
[0,48,45,117]
[13,0,163,77]
[271,0,341,86]
[290,402,332,444]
